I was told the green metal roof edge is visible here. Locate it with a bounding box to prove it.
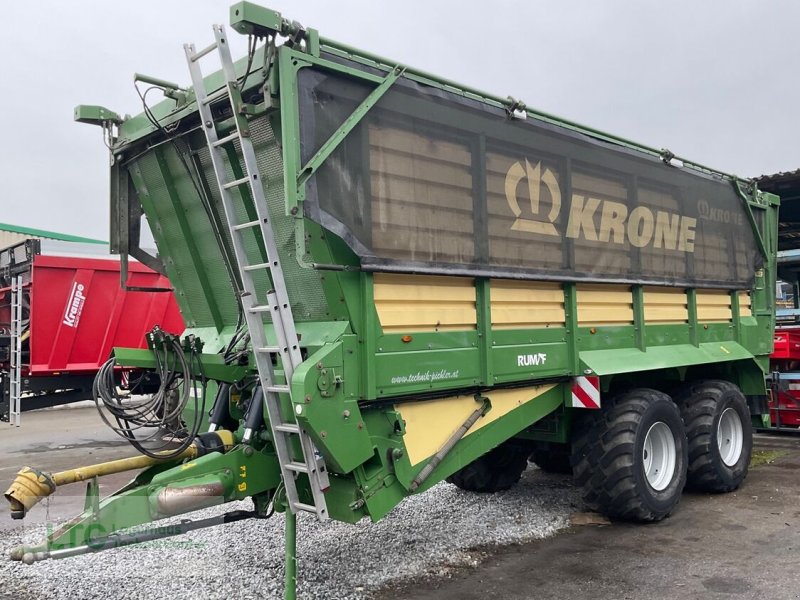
[0,222,106,245]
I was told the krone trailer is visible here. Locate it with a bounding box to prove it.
[5,4,778,598]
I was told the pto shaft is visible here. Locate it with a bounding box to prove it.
[4,430,234,519]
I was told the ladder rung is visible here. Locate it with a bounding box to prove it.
[233,220,260,231]
[285,461,309,474]
[265,385,290,394]
[202,87,229,105]
[293,502,318,513]
[249,304,272,313]
[191,41,219,62]
[223,176,250,190]
[256,346,280,353]
[274,423,300,434]
[242,262,271,272]
[212,132,239,147]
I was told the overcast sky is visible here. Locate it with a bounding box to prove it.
[2,1,799,240]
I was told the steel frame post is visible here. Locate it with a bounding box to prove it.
[285,511,297,600]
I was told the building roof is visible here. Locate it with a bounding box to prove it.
[757,170,800,251]
[756,169,800,187]
[0,222,106,245]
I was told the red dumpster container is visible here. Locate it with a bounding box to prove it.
[27,254,183,374]
[1,239,184,422]
[769,328,800,428]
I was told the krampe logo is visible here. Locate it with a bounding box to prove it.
[504,159,698,252]
[62,282,87,328]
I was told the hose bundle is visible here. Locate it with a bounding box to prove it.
[93,333,207,459]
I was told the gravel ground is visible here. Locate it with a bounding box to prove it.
[0,468,578,599]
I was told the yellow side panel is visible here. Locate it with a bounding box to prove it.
[396,384,557,465]
[576,284,633,326]
[374,273,477,333]
[490,280,565,329]
[696,289,732,322]
[643,286,688,323]
[739,292,752,317]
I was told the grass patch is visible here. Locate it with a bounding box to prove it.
[750,449,788,467]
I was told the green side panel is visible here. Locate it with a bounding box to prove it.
[192,116,331,322]
[126,115,330,338]
[739,318,775,357]
[129,144,237,332]
[579,341,755,376]
[291,341,374,474]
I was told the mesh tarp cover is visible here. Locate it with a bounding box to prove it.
[298,61,761,288]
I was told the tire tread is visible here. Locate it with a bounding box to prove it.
[674,379,751,492]
[447,441,529,493]
[571,388,684,522]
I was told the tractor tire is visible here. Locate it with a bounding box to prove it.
[674,380,752,493]
[447,441,529,493]
[530,443,573,474]
[571,388,688,522]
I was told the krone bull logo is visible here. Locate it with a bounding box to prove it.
[504,159,561,237]
[503,157,698,252]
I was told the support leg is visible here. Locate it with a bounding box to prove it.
[285,511,297,600]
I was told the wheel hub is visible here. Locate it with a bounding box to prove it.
[717,407,744,467]
[643,421,677,491]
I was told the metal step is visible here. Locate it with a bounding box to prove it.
[256,346,281,353]
[265,384,290,394]
[232,219,260,231]
[242,262,272,272]
[201,87,228,105]
[274,423,301,434]
[212,132,239,147]
[189,41,218,62]
[249,304,272,313]
[223,176,250,190]
[285,461,310,474]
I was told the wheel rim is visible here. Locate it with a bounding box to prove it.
[717,407,744,467]
[643,421,677,491]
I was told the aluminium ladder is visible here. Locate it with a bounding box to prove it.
[184,25,330,520]
[9,275,22,426]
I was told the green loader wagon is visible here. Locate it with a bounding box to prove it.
[5,3,778,598]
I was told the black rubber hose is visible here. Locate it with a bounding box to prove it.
[243,386,265,434]
[208,382,232,430]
